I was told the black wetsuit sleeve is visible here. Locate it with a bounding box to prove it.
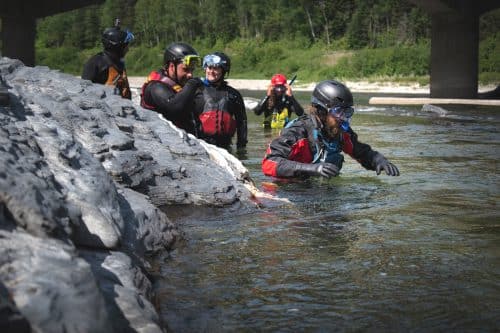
[347,128,379,170]
[286,95,304,116]
[232,90,247,147]
[144,78,201,121]
[263,119,311,177]
[81,54,108,84]
[254,96,270,116]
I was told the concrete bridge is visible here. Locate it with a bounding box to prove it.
[0,0,104,67]
[409,0,500,98]
[1,0,499,99]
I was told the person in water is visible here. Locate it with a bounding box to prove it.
[262,79,400,178]
[140,42,202,136]
[254,73,304,129]
[82,19,134,99]
[193,52,247,149]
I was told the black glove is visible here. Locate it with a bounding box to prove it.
[295,162,339,178]
[184,77,203,89]
[372,153,400,176]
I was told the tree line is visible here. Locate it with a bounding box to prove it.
[38,0,433,50]
[35,0,499,82]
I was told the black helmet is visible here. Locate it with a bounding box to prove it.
[311,80,353,110]
[102,19,134,56]
[164,42,200,67]
[203,52,231,76]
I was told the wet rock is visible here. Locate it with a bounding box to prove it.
[422,103,448,116]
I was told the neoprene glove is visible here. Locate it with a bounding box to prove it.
[372,153,400,176]
[295,162,339,178]
[184,78,203,89]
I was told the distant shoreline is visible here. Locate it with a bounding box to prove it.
[128,77,497,95]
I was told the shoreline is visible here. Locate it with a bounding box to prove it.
[128,76,497,95]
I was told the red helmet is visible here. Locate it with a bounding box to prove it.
[271,74,287,86]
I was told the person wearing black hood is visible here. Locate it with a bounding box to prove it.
[193,52,247,150]
[82,19,134,99]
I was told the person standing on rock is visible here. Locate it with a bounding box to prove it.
[262,80,400,178]
[82,19,134,99]
[140,42,202,136]
[193,52,247,150]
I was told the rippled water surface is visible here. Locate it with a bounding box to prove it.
[154,91,500,332]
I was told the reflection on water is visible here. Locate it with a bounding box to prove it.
[154,92,500,332]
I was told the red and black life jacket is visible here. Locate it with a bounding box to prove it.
[140,70,182,110]
[198,86,236,137]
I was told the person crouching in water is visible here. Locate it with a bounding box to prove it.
[262,80,400,178]
[193,52,247,150]
[254,73,304,129]
[140,42,202,136]
[82,19,134,99]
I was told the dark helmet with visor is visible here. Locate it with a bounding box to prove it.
[102,19,134,57]
[312,80,354,130]
[203,52,231,77]
[164,42,200,68]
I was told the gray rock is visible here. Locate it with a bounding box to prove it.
[79,250,162,333]
[422,103,448,116]
[118,186,179,257]
[0,281,31,333]
[0,230,113,333]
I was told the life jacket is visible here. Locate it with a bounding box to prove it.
[198,85,236,137]
[270,107,290,129]
[105,64,131,99]
[286,117,345,169]
[140,70,182,110]
[311,129,345,169]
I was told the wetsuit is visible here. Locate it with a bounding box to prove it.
[141,69,201,136]
[82,51,131,99]
[262,114,381,178]
[254,93,304,128]
[194,80,247,148]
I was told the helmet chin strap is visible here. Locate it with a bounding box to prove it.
[167,62,180,84]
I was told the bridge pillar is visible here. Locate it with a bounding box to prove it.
[1,15,36,66]
[430,13,479,98]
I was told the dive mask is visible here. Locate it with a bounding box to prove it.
[329,106,354,131]
[273,84,286,95]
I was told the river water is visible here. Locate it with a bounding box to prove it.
[153,90,500,332]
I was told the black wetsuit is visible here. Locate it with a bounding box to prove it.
[141,70,201,136]
[82,51,131,99]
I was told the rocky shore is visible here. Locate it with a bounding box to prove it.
[0,58,263,333]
